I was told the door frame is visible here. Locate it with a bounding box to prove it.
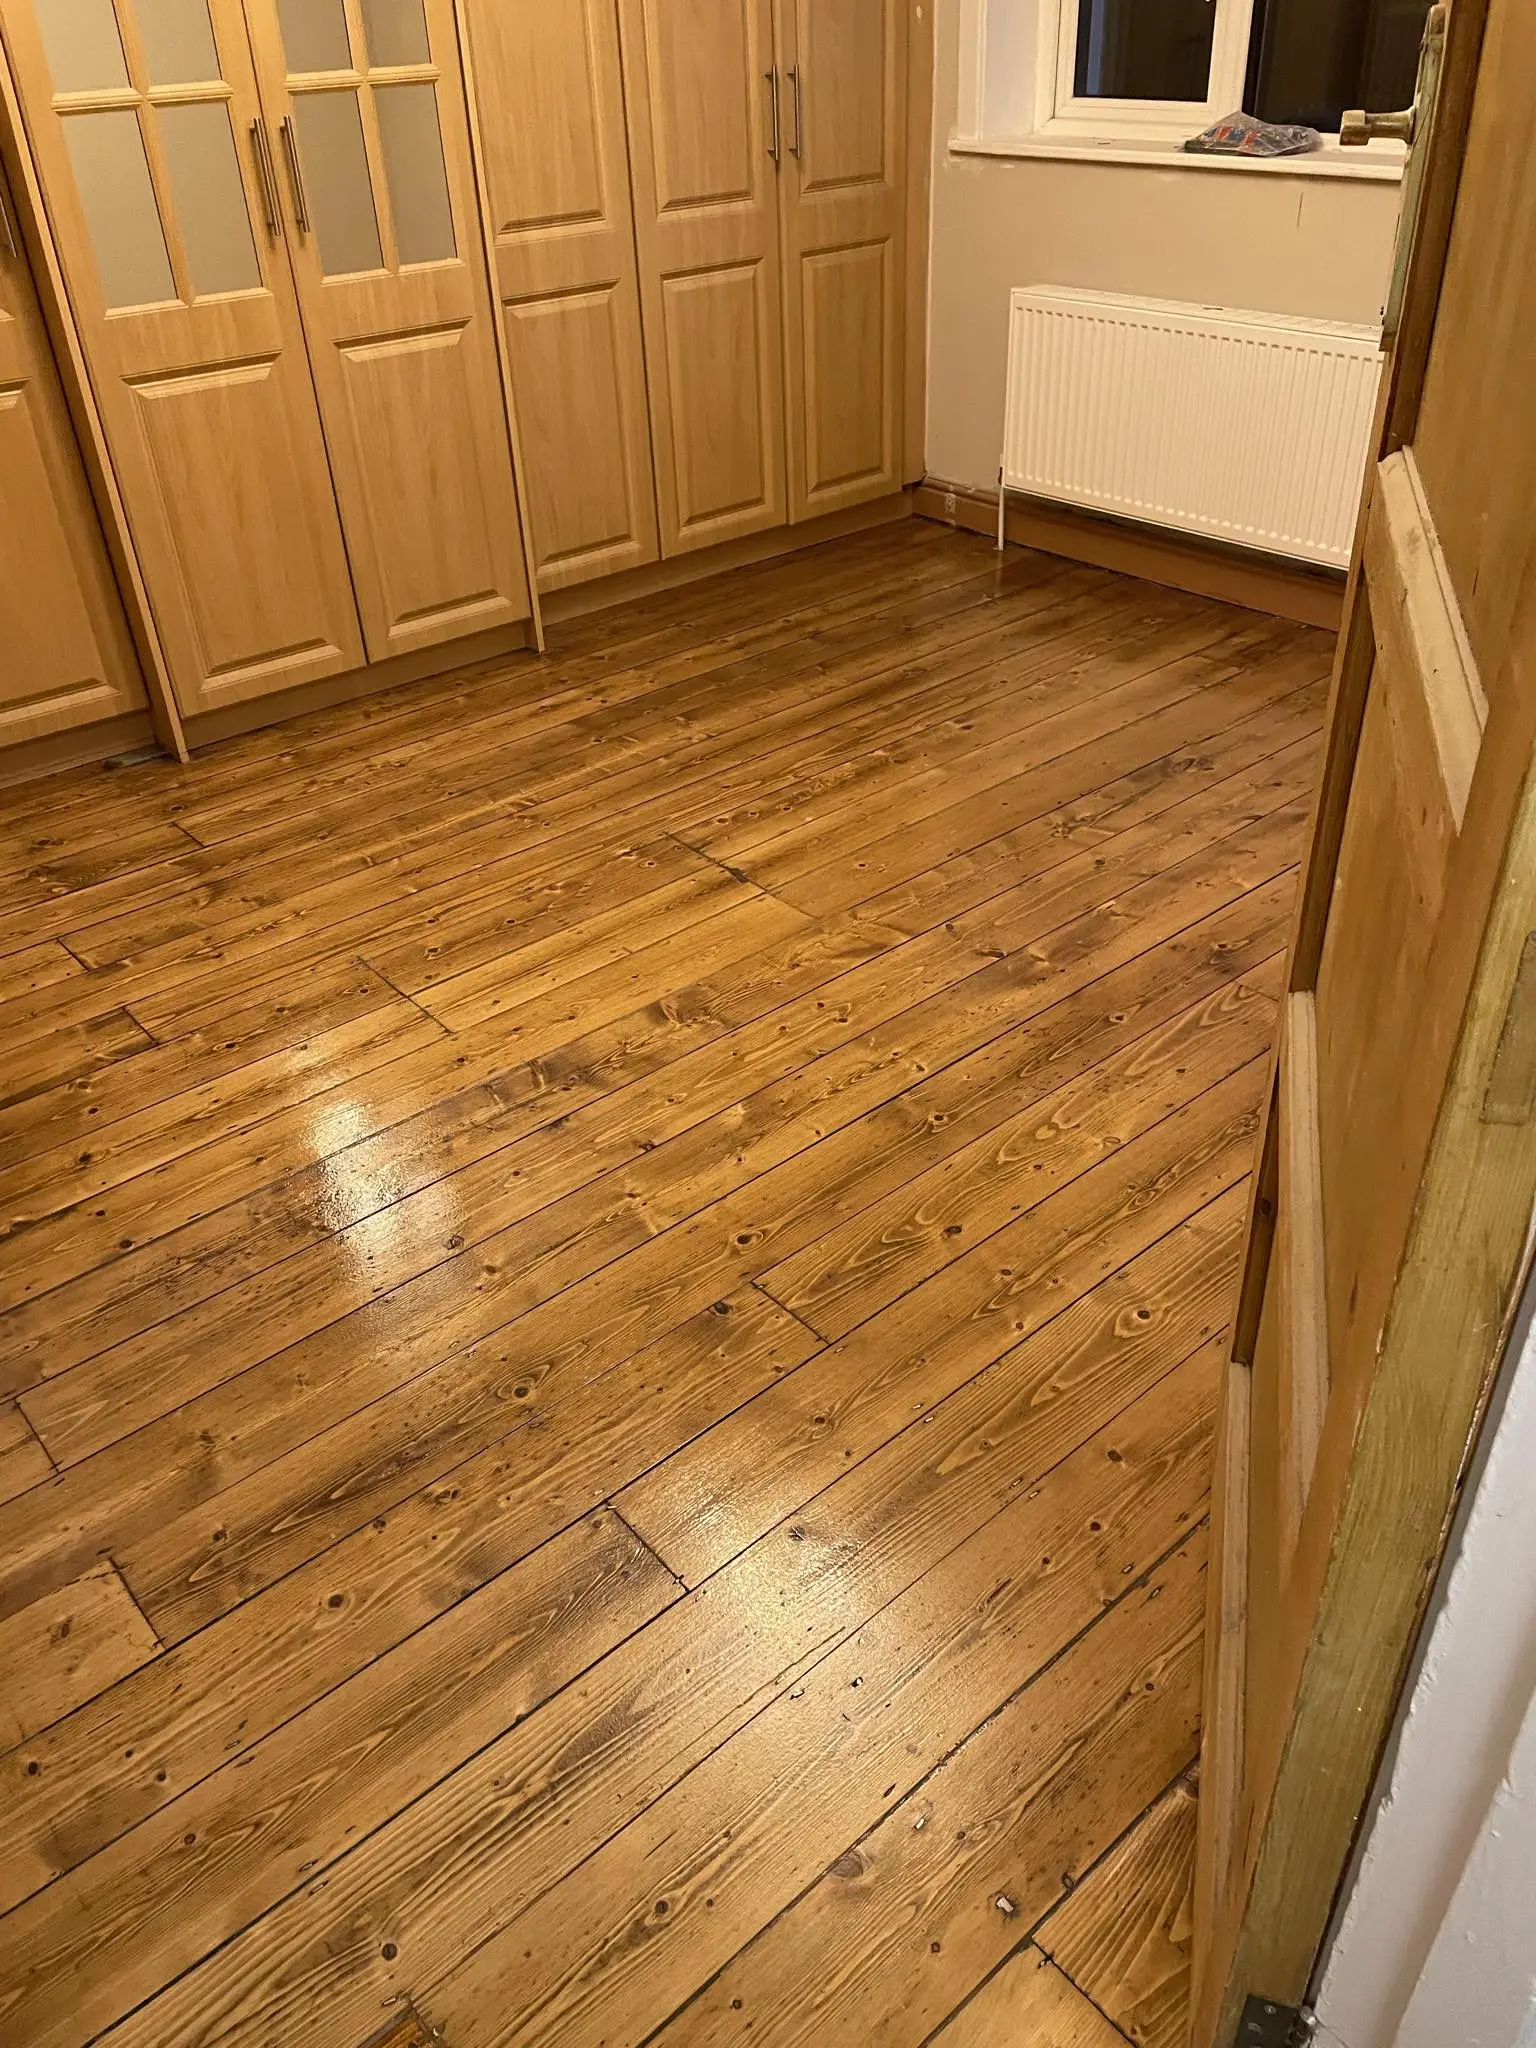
[1187,0,1536,2036]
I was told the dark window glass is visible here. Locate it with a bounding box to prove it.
[1072,0,1218,101]
[1245,0,1431,129]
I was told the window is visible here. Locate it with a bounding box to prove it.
[962,0,1433,148]
[1247,0,1431,132]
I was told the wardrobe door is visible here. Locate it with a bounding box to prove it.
[0,158,146,744]
[463,0,658,593]
[776,0,906,521]
[245,0,530,661]
[0,0,365,718]
[618,0,787,556]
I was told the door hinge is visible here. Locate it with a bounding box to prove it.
[1235,1995,1316,2048]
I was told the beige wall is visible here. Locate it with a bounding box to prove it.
[925,0,1404,492]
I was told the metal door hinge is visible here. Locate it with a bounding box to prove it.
[1235,1996,1316,2048]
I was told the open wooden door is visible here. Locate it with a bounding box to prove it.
[1191,0,1536,2040]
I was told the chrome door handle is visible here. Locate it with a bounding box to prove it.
[765,67,781,162]
[250,117,281,235]
[787,64,803,157]
[279,115,311,234]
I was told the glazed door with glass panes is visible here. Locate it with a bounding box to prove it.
[773,0,906,522]
[0,153,147,742]
[0,0,366,717]
[245,0,530,660]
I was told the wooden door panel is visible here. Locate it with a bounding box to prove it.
[645,0,756,207]
[0,0,365,718]
[619,0,786,557]
[798,0,890,188]
[246,0,530,660]
[463,0,658,591]
[802,239,889,497]
[127,355,356,704]
[778,0,905,522]
[327,320,514,650]
[471,0,606,229]
[1411,0,1536,691]
[661,262,776,538]
[0,381,136,739]
[503,288,647,579]
[0,163,144,743]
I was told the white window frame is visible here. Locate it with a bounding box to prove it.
[1035,0,1259,141]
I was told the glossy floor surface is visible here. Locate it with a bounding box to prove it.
[0,522,1329,2048]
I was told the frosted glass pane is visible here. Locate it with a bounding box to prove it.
[35,0,130,93]
[276,0,351,74]
[137,0,219,84]
[292,90,382,275]
[159,101,258,295]
[361,0,429,67]
[375,81,454,265]
[62,108,176,309]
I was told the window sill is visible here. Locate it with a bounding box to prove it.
[949,129,1406,181]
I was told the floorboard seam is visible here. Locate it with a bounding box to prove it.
[605,1502,688,1592]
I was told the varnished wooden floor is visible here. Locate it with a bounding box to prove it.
[0,521,1329,2048]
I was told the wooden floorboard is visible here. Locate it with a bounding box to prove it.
[0,525,1327,2048]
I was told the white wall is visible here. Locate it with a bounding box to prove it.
[924,0,1404,492]
[1315,1268,1536,2048]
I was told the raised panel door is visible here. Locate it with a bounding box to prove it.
[618,0,786,555]
[0,155,145,744]
[776,0,906,521]
[246,0,531,660]
[0,0,365,717]
[462,0,657,592]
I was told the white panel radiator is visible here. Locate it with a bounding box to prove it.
[999,287,1383,570]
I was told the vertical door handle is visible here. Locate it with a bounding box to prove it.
[250,117,281,235]
[765,67,781,162]
[787,64,803,157]
[279,115,311,234]
[0,178,19,263]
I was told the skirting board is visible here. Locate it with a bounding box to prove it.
[0,709,157,790]
[542,493,914,627]
[914,480,1345,630]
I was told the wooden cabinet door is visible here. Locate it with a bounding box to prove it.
[462,0,658,594]
[0,0,365,719]
[775,0,906,522]
[0,157,145,744]
[618,0,787,556]
[245,0,530,662]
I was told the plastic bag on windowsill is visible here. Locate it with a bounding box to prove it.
[1184,111,1321,155]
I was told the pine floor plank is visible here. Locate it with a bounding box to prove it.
[92,1343,1218,2048]
[648,1533,1203,2046]
[1039,1779,1200,2048]
[0,526,1324,2048]
[0,1563,159,1753]
[0,940,83,1005]
[0,716,1300,1374]
[0,1400,51,1505]
[935,1951,1128,2048]
[0,1513,676,2048]
[0,1290,802,1918]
